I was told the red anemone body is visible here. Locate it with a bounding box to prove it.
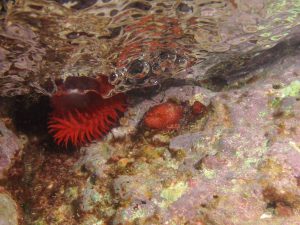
[144,102,183,130]
[48,76,127,147]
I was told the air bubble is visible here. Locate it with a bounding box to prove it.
[151,62,160,72]
[175,55,187,65]
[159,50,176,60]
[127,59,150,77]
[110,9,118,17]
[128,59,145,74]
[177,3,193,13]
[125,2,152,11]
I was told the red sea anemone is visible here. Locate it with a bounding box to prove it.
[192,101,205,115]
[48,76,127,147]
[143,101,183,130]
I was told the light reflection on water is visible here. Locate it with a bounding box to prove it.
[0,0,300,96]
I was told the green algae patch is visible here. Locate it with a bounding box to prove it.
[165,159,180,170]
[244,157,261,169]
[202,167,217,179]
[271,97,282,108]
[270,80,300,109]
[159,181,188,208]
[289,141,300,153]
[280,80,300,98]
[51,204,73,224]
[64,186,79,202]
[122,207,148,222]
[258,111,268,118]
[32,219,47,225]
[81,216,104,225]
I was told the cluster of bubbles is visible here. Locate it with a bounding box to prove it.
[107,50,188,96]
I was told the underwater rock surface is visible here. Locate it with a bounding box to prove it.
[0,120,23,179]
[61,49,300,225]
[3,51,300,224]
[0,190,19,225]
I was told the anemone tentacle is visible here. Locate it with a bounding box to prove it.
[48,76,127,147]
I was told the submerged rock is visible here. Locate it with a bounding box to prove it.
[108,50,300,224]
[2,53,300,224]
[0,120,24,179]
[0,190,19,225]
[169,132,203,153]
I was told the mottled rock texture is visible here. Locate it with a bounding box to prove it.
[0,121,23,179]
[0,190,19,225]
[99,53,300,225]
[3,54,300,225]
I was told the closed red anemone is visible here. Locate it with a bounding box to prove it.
[144,102,183,130]
[192,101,205,115]
[48,76,127,147]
